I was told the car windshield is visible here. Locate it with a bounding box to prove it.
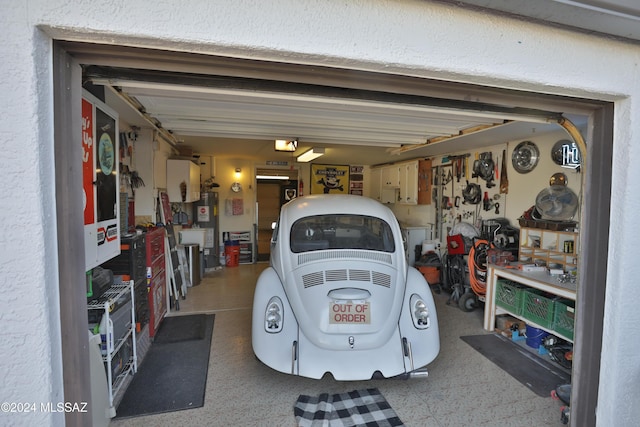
[290,214,395,253]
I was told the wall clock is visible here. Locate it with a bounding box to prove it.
[231,182,242,192]
[511,141,539,174]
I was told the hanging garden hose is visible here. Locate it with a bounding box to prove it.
[468,239,492,296]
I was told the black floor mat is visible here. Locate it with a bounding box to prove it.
[460,333,570,397]
[115,314,215,418]
[153,314,209,344]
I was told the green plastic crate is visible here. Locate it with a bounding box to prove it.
[495,279,526,315]
[522,289,555,329]
[553,299,575,340]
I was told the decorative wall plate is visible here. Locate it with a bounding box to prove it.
[512,141,539,173]
[231,182,242,192]
[551,139,581,169]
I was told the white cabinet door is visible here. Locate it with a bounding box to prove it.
[398,161,418,205]
[167,159,201,202]
[369,167,381,201]
[407,162,418,204]
[381,165,400,187]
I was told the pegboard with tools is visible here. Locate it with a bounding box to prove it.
[432,149,510,239]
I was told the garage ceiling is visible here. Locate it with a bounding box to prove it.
[91,67,573,167]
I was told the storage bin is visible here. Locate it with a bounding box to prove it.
[525,324,549,349]
[417,265,440,285]
[224,240,240,267]
[109,298,133,345]
[522,289,556,329]
[495,280,526,315]
[553,299,575,340]
[110,338,132,379]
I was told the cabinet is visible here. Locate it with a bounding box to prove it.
[145,227,167,337]
[417,159,432,205]
[398,161,418,204]
[518,227,578,272]
[374,160,431,205]
[484,266,576,342]
[380,186,397,204]
[378,164,403,204]
[381,165,400,188]
[369,167,381,201]
[87,280,137,417]
[166,159,201,202]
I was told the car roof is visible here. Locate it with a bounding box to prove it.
[282,194,396,223]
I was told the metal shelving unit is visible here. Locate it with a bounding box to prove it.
[87,280,137,417]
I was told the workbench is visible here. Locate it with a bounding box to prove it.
[483,264,577,342]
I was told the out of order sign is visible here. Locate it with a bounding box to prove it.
[330,301,371,324]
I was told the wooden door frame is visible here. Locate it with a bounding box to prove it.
[255,169,299,261]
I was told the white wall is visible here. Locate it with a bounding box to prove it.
[215,158,257,242]
[2,1,639,425]
[126,128,158,224]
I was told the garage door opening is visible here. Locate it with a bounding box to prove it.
[54,41,612,427]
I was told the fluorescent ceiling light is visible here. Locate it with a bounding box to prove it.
[256,174,290,180]
[274,139,298,152]
[297,147,325,163]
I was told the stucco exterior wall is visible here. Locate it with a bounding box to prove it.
[1,0,638,425]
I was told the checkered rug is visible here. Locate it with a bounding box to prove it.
[294,388,404,427]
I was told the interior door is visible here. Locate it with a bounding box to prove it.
[257,182,282,261]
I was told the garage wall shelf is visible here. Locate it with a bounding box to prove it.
[518,227,578,272]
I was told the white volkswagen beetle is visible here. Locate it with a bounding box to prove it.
[252,194,440,380]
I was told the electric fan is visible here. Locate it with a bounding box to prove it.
[535,173,578,221]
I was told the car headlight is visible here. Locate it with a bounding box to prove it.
[265,297,283,333]
[410,294,430,329]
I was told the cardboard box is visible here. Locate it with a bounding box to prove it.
[495,315,526,334]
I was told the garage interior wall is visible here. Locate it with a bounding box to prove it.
[387,130,582,233]
[2,1,638,426]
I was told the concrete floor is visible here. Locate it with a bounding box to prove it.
[110,263,565,426]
